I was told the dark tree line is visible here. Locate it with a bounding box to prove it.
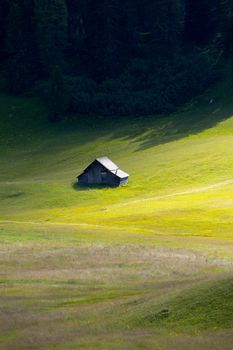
[0,0,233,120]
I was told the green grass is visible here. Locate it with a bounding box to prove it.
[143,278,233,332]
[1,77,233,239]
[1,67,233,349]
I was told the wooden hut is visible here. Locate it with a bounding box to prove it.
[77,157,129,186]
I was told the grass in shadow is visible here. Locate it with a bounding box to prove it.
[72,182,119,191]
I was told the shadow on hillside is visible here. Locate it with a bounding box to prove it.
[108,95,233,152]
[72,182,118,191]
[58,82,233,157]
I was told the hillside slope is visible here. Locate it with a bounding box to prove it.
[1,70,233,243]
[1,70,233,350]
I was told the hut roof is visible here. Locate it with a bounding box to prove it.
[96,157,118,171]
[114,169,129,179]
[96,157,129,179]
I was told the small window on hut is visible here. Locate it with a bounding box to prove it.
[101,170,107,181]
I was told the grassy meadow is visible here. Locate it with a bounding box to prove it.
[1,70,233,349]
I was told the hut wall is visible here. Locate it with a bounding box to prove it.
[87,162,103,183]
[104,170,120,186]
[79,161,120,185]
[119,178,128,186]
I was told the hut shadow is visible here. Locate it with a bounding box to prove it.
[72,182,118,191]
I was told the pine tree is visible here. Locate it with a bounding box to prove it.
[81,0,129,80]
[185,0,213,46]
[66,0,85,52]
[0,0,8,62]
[48,65,66,122]
[131,0,185,57]
[35,0,68,76]
[219,0,233,53]
[6,0,37,93]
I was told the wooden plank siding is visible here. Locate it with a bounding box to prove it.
[78,158,129,186]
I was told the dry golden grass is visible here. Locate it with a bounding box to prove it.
[1,224,233,350]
